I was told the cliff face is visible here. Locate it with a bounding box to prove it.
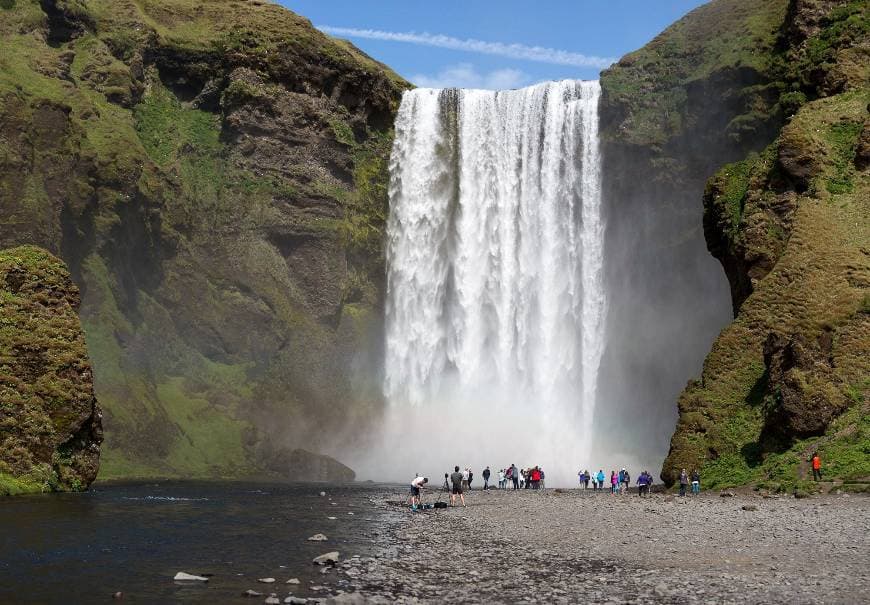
[0,245,102,495]
[595,0,791,463]
[0,0,408,479]
[600,0,868,489]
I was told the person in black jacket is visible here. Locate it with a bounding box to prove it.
[482,466,491,490]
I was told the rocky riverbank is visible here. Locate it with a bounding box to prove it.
[313,488,869,604]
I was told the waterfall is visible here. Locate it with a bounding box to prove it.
[378,81,605,485]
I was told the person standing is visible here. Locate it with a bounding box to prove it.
[811,453,822,482]
[461,467,470,491]
[498,468,506,489]
[679,468,689,497]
[622,469,631,494]
[610,470,618,494]
[584,470,590,490]
[691,469,700,495]
[450,466,466,507]
[596,469,605,492]
[468,469,474,489]
[483,466,491,490]
[636,471,647,497]
[510,464,519,490]
[539,468,546,490]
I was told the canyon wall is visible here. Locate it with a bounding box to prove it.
[600,0,868,489]
[0,0,407,479]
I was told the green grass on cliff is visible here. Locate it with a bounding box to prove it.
[601,0,790,146]
[671,90,870,491]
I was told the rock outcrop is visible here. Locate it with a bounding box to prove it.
[0,0,408,479]
[600,0,868,489]
[656,0,869,488]
[0,245,103,495]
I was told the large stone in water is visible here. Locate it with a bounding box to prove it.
[174,572,209,581]
[313,551,340,566]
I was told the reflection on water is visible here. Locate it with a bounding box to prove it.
[0,481,399,604]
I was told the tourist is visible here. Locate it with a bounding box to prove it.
[468,469,474,489]
[812,452,822,481]
[498,468,506,489]
[679,468,689,497]
[510,464,519,490]
[482,466,491,490]
[531,466,541,489]
[461,467,470,490]
[450,466,466,507]
[583,470,590,489]
[610,470,618,494]
[691,469,700,495]
[596,469,605,491]
[539,468,546,490]
[617,469,625,494]
[636,471,648,497]
[622,469,630,493]
[409,476,428,509]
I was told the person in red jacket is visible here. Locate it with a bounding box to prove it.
[811,453,822,481]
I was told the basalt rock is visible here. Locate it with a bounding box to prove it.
[0,246,103,495]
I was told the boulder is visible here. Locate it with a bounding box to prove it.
[173,572,209,582]
[267,449,356,483]
[313,551,340,566]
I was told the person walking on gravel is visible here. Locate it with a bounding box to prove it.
[811,453,822,482]
[622,469,630,493]
[679,468,689,497]
[510,464,519,490]
[450,466,466,507]
[483,466,491,490]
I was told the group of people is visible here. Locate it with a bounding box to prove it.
[409,464,705,507]
[677,469,702,496]
[576,468,657,496]
[495,464,546,490]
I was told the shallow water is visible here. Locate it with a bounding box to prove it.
[0,481,400,604]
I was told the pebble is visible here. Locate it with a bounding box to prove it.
[257,578,276,583]
[242,589,263,597]
[308,534,328,542]
[265,595,280,605]
[286,578,301,584]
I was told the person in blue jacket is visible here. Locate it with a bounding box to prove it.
[596,469,605,491]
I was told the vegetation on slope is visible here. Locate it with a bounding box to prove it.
[661,0,869,491]
[0,245,102,495]
[0,0,408,480]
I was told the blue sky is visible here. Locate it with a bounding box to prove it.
[279,1,708,88]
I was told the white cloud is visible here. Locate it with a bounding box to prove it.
[317,26,615,69]
[411,63,531,90]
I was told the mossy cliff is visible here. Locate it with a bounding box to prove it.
[602,0,868,490]
[0,245,102,495]
[0,0,408,480]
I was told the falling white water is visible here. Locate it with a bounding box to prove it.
[368,81,605,486]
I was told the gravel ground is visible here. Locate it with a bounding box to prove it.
[321,488,870,604]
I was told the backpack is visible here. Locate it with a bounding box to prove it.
[506,468,513,479]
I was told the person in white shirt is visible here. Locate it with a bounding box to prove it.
[409,476,428,508]
[498,469,506,489]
